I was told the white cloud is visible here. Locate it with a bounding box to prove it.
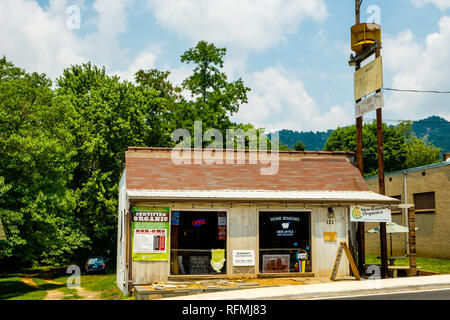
[0,0,136,80]
[114,49,159,82]
[0,0,86,79]
[411,0,450,10]
[233,67,353,132]
[383,16,450,120]
[146,0,328,51]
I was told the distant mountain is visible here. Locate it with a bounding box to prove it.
[412,116,450,154]
[275,129,333,151]
[273,115,449,153]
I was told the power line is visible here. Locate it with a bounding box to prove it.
[364,119,450,124]
[383,88,450,94]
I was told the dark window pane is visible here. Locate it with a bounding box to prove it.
[413,192,435,210]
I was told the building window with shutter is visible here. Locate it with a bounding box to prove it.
[413,192,436,213]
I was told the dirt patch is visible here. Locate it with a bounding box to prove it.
[21,277,39,288]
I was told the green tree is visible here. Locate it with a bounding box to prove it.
[324,121,440,176]
[180,41,251,136]
[55,63,166,260]
[294,140,306,151]
[0,57,89,267]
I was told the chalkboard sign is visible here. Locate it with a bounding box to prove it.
[330,242,360,281]
[189,256,211,274]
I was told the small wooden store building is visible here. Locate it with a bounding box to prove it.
[116,147,398,294]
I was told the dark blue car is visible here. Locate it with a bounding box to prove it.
[84,256,109,274]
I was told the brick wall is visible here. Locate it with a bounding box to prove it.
[365,164,450,259]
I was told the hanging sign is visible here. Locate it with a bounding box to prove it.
[355,92,384,118]
[232,250,255,266]
[350,205,392,223]
[354,56,383,101]
[131,207,170,261]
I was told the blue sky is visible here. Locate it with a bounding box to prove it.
[1,0,450,132]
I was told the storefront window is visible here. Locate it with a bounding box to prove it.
[170,211,227,275]
[259,212,311,273]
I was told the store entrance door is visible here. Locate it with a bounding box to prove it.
[259,212,311,273]
[170,211,227,275]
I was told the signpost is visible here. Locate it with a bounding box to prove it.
[355,92,384,118]
[350,0,388,278]
[354,56,383,101]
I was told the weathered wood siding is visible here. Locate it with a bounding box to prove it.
[311,207,350,277]
[227,204,258,277]
[127,201,350,284]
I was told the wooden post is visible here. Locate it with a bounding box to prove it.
[408,207,417,276]
[354,0,366,277]
[374,41,388,278]
[127,202,134,294]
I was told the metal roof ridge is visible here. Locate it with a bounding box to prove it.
[126,146,354,156]
[365,161,450,180]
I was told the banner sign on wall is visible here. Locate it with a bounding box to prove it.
[350,205,392,222]
[131,207,170,261]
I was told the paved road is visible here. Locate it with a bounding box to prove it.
[319,288,450,300]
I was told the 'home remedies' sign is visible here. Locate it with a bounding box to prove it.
[131,207,170,261]
[350,205,391,223]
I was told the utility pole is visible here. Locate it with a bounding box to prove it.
[354,0,366,276]
[375,41,389,278]
[350,0,388,278]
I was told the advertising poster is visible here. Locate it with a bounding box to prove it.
[218,212,227,240]
[210,249,226,273]
[262,254,290,273]
[131,206,170,261]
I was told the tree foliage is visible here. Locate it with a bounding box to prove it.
[324,121,441,176]
[294,140,306,151]
[0,57,89,267]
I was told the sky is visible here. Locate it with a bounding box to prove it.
[1,0,450,133]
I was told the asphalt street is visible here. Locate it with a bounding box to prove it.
[317,288,450,300]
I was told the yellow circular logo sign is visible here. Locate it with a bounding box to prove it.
[352,207,363,220]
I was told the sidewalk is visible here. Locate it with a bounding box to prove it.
[162,275,450,300]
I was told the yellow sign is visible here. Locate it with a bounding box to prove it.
[324,232,337,242]
[210,249,226,273]
[354,56,383,101]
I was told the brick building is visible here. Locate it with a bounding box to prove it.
[365,158,450,259]
[116,147,398,294]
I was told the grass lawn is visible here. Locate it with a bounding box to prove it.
[366,254,450,274]
[0,267,132,300]
[0,268,65,300]
[50,268,132,300]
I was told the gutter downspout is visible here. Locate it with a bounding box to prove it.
[403,170,409,255]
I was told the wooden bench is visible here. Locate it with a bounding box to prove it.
[388,266,421,278]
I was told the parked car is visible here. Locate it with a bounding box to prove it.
[84,256,109,274]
